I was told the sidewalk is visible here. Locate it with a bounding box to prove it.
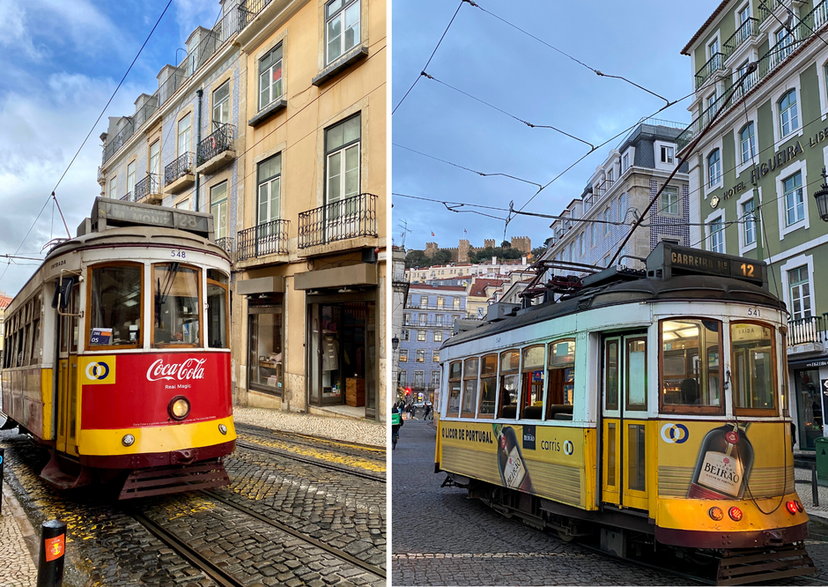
[0,482,37,587]
[795,464,828,528]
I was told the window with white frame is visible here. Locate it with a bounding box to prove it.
[149,140,161,181]
[325,0,360,65]
[213,81,230,125]
[783,171,804,226]
[126,161,136,200]
[705,92,718,123]
[607,167,614,182]
[416,349,425,363]
[787,265,812,320]
[453,297,460,309]
[258,45,283,111]
[622,152,630,172]
[740,197,756,247]
[417,330,426,341]
[708,216,725,253]
[435,314,443,325]
[399,371,407,386]
[414,370,424,389]
[661,186,679,215]
[399,349,408,362]
[779,89,799,137]
[618,192,628,223]
[431,370,440,387]
[775,26,794,63]
[257,153,281,223]
[210,182,228,240]
[739,122,756,164]
[419,296,427,308]
[108,177,117,200]
[177,113,192,156]
[419,313,427,325]
[434,330,443,342]
[660,145,675,164]
[707,148,722,188]
[325,114,360,205]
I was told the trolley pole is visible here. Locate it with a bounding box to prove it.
[37,520,66,587]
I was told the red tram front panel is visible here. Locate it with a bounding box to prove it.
[75,351,235,467]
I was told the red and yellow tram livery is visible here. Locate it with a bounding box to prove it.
[1,198,236,498]
[435,242,816,584]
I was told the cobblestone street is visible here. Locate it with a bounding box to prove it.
[392,419,828,586]
[0,421,386,586]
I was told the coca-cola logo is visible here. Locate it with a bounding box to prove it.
[146,358,206,382]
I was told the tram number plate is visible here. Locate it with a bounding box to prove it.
[170,249,187,259]
[747,306,761,317]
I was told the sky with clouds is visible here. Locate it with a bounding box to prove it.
[0,0,220,297]
[392,0,721,253]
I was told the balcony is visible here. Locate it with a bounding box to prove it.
[298,193,378,252]
[215,236,235,258]
[237,219,289,262]
[788,315,826,354]
[196,123,236,174]
[164,152,195,193]
[134,173,163,205]
[723,18,759,62]
[695,52,726,89]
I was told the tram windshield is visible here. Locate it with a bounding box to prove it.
[731,322,776,414]
[88,263,142,348]
[153,263,201,347]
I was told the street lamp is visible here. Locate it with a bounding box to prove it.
[391,335,399,350]
[814,167,828,222]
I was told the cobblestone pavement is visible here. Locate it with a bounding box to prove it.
[0,482,37,587]
[0,419,386,586]
[392,419,828,586]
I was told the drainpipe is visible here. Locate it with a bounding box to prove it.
[195,88,203,212]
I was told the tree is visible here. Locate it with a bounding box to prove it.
[431,249,452,265]
[501,240,511,248]
[405,249,429,268]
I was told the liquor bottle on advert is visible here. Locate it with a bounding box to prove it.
[687,422,754,499]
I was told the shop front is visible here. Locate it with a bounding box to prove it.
[791,358,828,451]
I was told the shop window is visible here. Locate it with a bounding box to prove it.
[731,322,776,414]
[88,263,142,348]
[248,306,283,394]
[447,361,462,417]
[461,357,479,418]
[546,339,575,420]
[498,349,519,418]
[152,264,201,347]
[478,354,497,418]
[521,345,544,419]
[660,318,722,414]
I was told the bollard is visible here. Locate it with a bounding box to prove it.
[811,462,820,508]
[37,520,66,587]
[0,447,4,515]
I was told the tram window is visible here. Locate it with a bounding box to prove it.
[478,354,497,418]
[498,350,519,418]
[626,338,647,411]
[153,263,201,347]
[89,263,142,348]
[660,319,722,414]
[546,339,575,420]
[732,322,776,414]
[447,361,462,417]
[521,345,544,419]
[207,270,229,348]
[605,339,620,411]
[461,357,479,418]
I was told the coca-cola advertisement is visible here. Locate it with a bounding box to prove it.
[80,352,232,429]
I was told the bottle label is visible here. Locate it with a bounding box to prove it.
[696,450,743,496]
[503,446,526,488]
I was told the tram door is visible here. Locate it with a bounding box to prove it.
[56,282,80,456]
[601,333,649,511]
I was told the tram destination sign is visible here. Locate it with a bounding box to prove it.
[647,242,767,287]
[90,197,213,238]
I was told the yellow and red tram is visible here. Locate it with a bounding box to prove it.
[435,242,815,583]
[1,198,235,498]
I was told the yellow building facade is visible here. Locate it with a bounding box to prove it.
[234,0,387,420]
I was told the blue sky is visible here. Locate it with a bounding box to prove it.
[392,0,721,254]
[0,0,220,296]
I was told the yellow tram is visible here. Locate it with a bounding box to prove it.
[435,242,815,583]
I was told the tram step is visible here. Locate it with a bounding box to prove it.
[119,459,230,500]
[716,544,816,585]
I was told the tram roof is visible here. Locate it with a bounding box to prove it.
[442,274,784,349]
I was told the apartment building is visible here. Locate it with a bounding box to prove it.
[97,0,387,421]
[681,0,828,449]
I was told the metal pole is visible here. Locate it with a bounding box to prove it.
[0,447,4,515]
[37,519,66,587]
[812,462,820,508]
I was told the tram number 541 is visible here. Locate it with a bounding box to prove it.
[170,249,187,259]
[747,306,761,317]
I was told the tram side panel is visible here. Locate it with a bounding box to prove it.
[438,420,599,510]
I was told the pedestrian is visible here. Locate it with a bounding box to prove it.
[423,402,432,420]
[408,402,416,420]
[391,405,403,449]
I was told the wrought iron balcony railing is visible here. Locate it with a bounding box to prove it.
[298,193,378,249]
[215,236,235,257]
[723,17,759,61]
[788,314,826,346]
[237,219,289,261]
[134,173,160,201]
[197,123,236,166]
[164,152,194,186]
[695,52,725,89]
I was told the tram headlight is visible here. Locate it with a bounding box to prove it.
[168,396,191,420]
[218,424,228,435]
[728,506,743,522]
[708,506,724,521]
[122,434,135,447]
